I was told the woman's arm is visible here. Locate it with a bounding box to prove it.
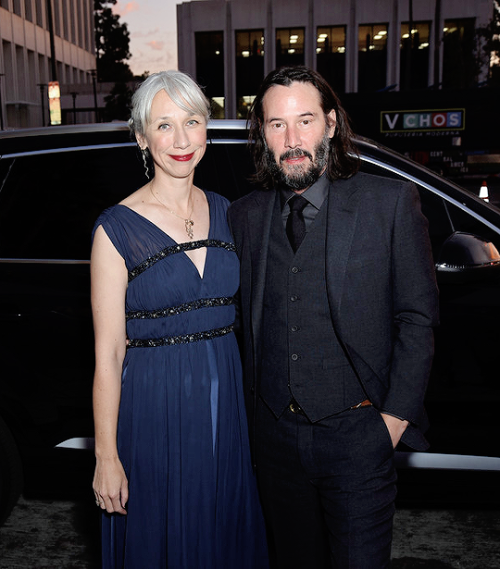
[91,224,129,515]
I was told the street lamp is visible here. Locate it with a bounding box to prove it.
[70,91,78,124]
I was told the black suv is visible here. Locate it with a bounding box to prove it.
[1,121,499,524]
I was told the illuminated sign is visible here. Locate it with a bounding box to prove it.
[381,109,465,133]
[48,80,62,125]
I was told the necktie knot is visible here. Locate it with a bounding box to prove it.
[288,194,308,213]
[286,195,308,253]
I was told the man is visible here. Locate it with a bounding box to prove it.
[228,66,439,569]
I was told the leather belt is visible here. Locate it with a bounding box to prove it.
[288,399,372,415]
[350,399,372,410]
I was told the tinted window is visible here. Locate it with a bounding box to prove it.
[0,141,255,260]
[195,142,255,202]
[0,146,146,260]
[360,160,454,260]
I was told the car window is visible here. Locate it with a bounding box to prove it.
[360,159,455,260]
[0,146,147,260]
[360,158,500,258]
[195,141,255,202]
[0,141,255,261]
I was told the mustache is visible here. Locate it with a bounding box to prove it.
[280,148,313,162]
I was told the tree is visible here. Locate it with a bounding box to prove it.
[94,0,134,83]
[477,0,500,87]
[103,81,133,121]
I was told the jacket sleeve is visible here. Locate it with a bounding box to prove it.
[380,182,439,425]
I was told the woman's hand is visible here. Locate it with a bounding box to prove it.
[93,457,129,515]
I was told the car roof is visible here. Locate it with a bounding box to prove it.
[1,120,499,231]
[0,120,250,155]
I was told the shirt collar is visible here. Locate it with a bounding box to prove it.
[280,172,329,210]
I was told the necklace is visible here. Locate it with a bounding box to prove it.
[150,186,195,239]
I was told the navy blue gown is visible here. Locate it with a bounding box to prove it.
[93,191,268,568]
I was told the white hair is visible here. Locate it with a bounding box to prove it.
[129,70,210,137]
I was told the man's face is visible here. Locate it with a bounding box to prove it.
[262,81,336,191]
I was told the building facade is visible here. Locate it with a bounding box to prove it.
[0,0,96,129]
[177,0,493,119]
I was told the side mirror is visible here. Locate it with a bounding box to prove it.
[435,231,500,283]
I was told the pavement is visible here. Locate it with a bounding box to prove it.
[0,496,499,568]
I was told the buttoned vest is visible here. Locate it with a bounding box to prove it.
[260,194,366,422]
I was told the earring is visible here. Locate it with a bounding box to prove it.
[141,147,150,180]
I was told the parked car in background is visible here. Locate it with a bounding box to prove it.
[1,121,499,525]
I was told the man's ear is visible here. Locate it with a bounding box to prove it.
[327,109,337,138]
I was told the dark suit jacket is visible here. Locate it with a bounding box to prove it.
[228,172,439,450]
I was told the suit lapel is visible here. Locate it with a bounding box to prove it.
[245,179,362,342]
[325,177,361,332]
[247,191,276,343]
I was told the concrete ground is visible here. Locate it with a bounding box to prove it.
[0,496,499,568]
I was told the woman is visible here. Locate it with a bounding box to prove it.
[91,70,268,568]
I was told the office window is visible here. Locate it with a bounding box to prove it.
[27,50,36,99]
[443,19,476,89]
[13,0,21,15]
[38,53,47,84]
[400,21,430,89]
[16,45,26,99]
[2,41,14,100]
[83,0,90,50]
[0,0,10,10]
[195,32,225,118]
[358,24,388,92]
[35,0,44,27]
[24,0,32,21]
[235,30,264,119]
[276,28,304,68]
[62,0,69,40]
[70,0,76,43]
[54,0,60,37]
[77,0,85,48]
[316,26,346,93]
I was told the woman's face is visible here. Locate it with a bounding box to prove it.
[138,89,207,182]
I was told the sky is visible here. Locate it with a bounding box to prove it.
[114,0,180,76]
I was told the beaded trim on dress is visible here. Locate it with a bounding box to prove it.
[128,239,236,282]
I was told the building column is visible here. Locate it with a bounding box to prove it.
[225,0,236,119]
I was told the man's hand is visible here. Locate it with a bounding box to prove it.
[380,413,409,448]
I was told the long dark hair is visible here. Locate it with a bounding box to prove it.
[249,66,359,189]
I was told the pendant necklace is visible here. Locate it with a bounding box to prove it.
[150,186,195,239]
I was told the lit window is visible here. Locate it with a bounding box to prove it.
[276,28,304,66]
[316,26,346,92]
[358,24,388,91]
[400,21,430,89]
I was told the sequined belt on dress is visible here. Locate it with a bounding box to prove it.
[126,296,235,349]
[127,324,234,348]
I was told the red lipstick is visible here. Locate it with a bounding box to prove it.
[171,153,195,162]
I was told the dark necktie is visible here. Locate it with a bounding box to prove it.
[286,194,308,252]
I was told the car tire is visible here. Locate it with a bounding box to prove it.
[0,415,23,526]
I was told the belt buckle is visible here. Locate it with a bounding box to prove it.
[289,400,303,414]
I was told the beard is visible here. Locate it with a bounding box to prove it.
[263,129,331,191]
